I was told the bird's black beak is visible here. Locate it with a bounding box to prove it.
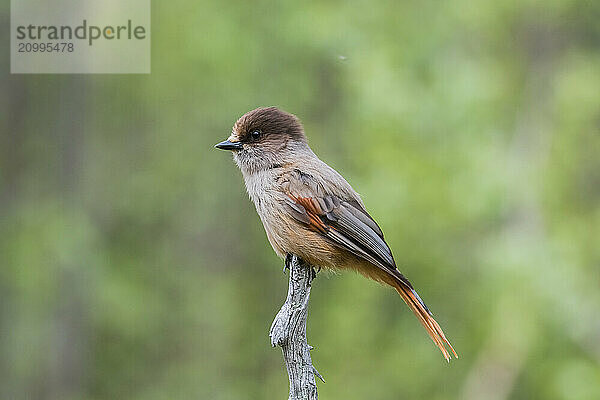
[214,140,243,151]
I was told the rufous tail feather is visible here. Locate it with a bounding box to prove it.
[391,277,458,361]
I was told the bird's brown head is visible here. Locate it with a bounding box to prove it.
[215,107,309,174]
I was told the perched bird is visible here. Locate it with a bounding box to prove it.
[215,107,457,361]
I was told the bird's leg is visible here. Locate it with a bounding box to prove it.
[283,253,293,273]
[310,266,321,280]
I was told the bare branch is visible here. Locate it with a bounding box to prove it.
[270,255,320,400]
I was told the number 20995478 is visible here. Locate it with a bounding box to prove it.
[18,42,74,52]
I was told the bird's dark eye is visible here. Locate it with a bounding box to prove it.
[251,130,261,140]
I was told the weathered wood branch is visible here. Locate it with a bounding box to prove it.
[269,255,323,400]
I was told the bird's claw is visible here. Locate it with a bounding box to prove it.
[283,254,293,274]
[310,266,321,280]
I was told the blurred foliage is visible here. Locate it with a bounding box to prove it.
[1,0,600,399]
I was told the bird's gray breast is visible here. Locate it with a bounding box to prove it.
[242,169,291,257]
[243,170,280,212]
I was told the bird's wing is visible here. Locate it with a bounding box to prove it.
[284,193,395,270]
[279,168,420,295]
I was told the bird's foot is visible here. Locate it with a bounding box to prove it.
[283,254,293,274]
[310,266,321,280]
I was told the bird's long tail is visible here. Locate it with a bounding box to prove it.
[389,270,458,361]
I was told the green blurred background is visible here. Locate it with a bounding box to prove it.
[2,0,600,399]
